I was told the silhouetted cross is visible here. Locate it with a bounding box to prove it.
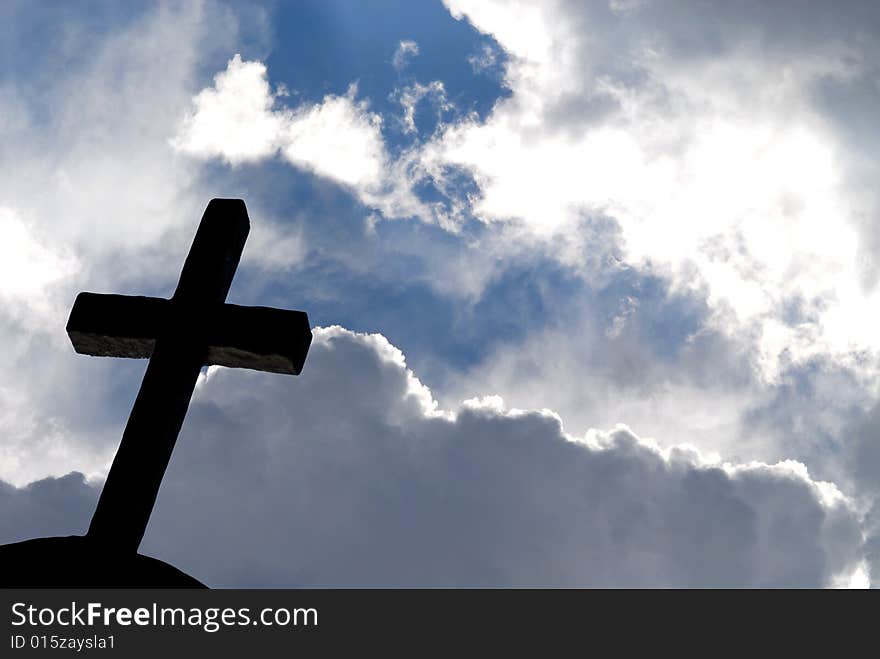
[67,199,311,554]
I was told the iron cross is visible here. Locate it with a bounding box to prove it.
[66,199,311,554]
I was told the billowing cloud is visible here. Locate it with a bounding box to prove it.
[281,89,387,188]
[0,328,867,586]
[169,4,880,392]
[172,53,388,188]
[136,328,864,587]
[173,54,429,222]
[171,55,287,165]
[434,0,880,383]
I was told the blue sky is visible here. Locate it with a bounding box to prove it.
[3,0,880,587]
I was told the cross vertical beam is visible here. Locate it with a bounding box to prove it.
[86,200,251,553]
[86,341,205,552]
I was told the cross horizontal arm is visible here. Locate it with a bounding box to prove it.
[67,293,312,375]
[206,304,312,375]
[66,293,168,359]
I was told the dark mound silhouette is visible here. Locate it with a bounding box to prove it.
[0,536,205,588]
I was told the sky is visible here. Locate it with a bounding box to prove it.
[2,0,880,587]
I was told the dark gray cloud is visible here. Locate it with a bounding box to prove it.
[3,328,858,587]
[0,472,96,543]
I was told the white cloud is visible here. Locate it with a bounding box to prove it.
[1,326,865,586]
[172,53,389,187]
[393,80,449,134]
[467,43,498,73]
[436,0,880,383]
[171,54,286,165]
[282,87,386,188]
[0,207,78,314]
[173,55,431,223]
[392,39,420,70]
[0,3,254,486]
